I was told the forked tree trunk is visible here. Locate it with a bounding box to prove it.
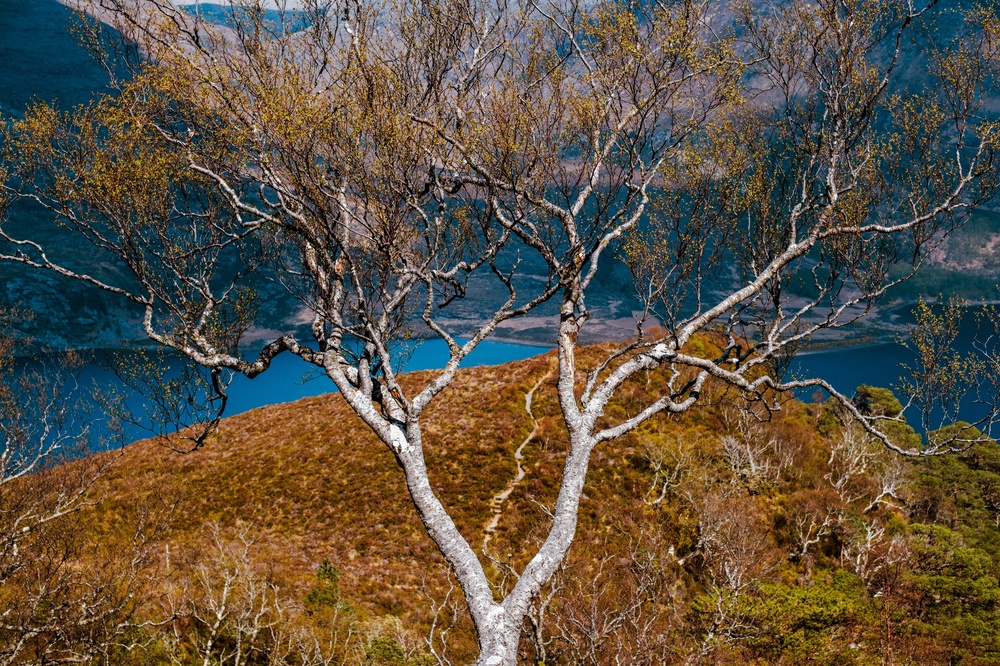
[361,388,595,666]
[477,617,522,666]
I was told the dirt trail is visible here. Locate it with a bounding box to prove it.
[481,366,553,554]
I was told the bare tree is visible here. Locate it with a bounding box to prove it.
[158,523,290,666]
[2,0,999,662]
[642,432,693,505]
[517,520,687,666]
[686,492,781,663]
[825,413,914,513]
[827,421,879,505]
[785,487,838,564]
[719,408,788,485]
[0,313,154,665]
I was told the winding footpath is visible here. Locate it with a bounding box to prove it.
[482,366,554,555]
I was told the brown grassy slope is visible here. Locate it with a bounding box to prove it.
[93,352,556,618]
[84,337,826,662]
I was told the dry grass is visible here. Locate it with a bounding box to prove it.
[60,340,829,662]
[80,353,560,654]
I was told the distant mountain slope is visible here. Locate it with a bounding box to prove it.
[5,0,999,353]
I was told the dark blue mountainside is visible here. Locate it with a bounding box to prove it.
[0,0,998,422]
[0,0,110,116]
[0,0,145,350]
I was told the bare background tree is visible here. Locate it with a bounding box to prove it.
[1,0,999,663]
[0,311,155,665]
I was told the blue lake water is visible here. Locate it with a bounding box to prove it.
[20,329,967,443]
[795,343,913,400]
[217,338,550,414]
[793,305,998,432]
[9,338,550,445]
[220,331,948,421]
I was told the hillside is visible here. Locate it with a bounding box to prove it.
[4,347,1000,665]
[99,355,554,616]
[6,1,1000,355]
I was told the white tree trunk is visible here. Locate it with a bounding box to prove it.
[476,616,521,666]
